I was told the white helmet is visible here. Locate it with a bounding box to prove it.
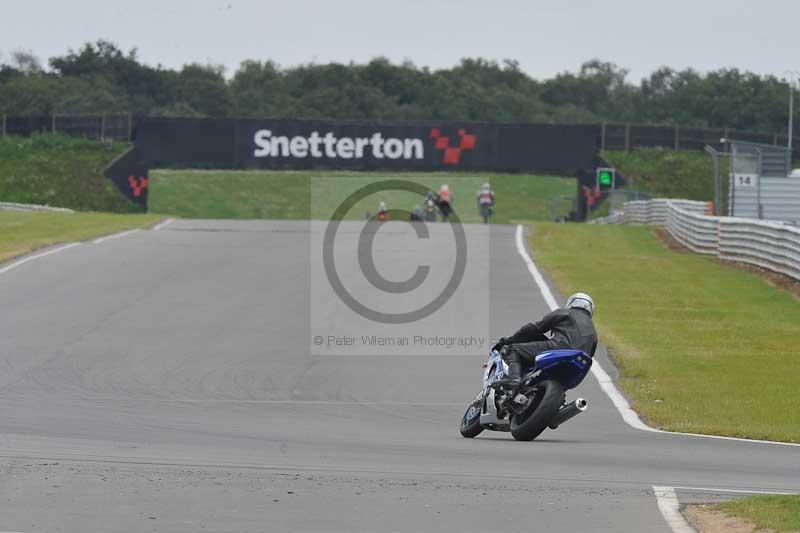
[481,183,491,191]
[566,292,595,316]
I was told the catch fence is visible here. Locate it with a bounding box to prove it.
[1,114,133,141]
[596,123,800,159]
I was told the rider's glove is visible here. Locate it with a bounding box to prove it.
[492,337,508,352]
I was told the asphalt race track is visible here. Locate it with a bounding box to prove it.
[0,220,797,532]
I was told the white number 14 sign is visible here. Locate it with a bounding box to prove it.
[734,174,759,188]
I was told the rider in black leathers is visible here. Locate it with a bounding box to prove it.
[495,293,597,388]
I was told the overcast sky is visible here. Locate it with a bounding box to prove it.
[2,0,799,82]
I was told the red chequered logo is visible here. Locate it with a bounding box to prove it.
[128,175,148,197]
[430,128,477,165]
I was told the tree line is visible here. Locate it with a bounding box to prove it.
[0,40,796,134]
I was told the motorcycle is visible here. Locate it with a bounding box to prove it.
[459,347,592,441]
[424,199,438,222]
[479,203,493,224]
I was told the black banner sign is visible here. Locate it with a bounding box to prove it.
[136,118,597,173]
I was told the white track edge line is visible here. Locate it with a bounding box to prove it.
[670,486,798,495]
[653,486,695,533]
[152,218,174,231]
[513,224,800,447]
[91,228,141,244]
[0,242,82,275]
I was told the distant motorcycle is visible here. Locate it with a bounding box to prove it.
[460,347,592,441]
[424,199,438,222]
[479,204,493,224]
[477,184,495,224]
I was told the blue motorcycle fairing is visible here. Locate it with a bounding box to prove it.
[482,350,506,389]
[528,349,592,390]
[483,348,591,392]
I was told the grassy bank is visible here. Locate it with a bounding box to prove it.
[531,223,800,442]
[604,148,725,205]
[0,211,161,263]
[0,134,136,212]
[716,495,800,532]
[149,170,575,223]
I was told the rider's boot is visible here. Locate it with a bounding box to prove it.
[497,348,523,389]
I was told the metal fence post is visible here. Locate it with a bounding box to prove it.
[705,145,720,216]
[756,148,763,219]
[100,114,106,141]
[728,143,735,216]
[600,122,606,152]
[51,114,56,134]
[675,125,680,150]
[127,113,133,141]
[624,123,631,151]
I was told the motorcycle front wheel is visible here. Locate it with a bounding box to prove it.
[459,400,484,438]
[510,380,563,441]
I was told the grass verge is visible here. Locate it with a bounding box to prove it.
[149,170,575,223]
[716,495,800,532]
[531,223,800,442]
[0,211,161,263]
[0,134,137,212]
[604,148,728,207]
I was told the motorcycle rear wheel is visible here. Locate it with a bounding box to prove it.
[460,401,484,438]
[510,380,563,441]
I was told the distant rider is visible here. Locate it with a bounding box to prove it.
[437,185,453,221]
[476,182,495,223]
[494,293,598,388]
[424,197,438,222]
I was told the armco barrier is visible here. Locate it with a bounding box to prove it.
[0,202,74,213]
[599,198,800,282]
[665,203,719,255]
[618,199,708,225]
[717,218,800,280]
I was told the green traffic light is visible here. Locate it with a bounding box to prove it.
[599,170,613,187]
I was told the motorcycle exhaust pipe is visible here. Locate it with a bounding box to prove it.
[549,398,588,429]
